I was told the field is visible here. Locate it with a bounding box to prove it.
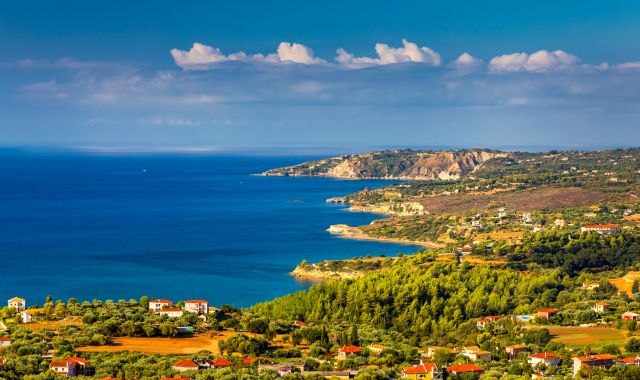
[76,331,295,355]
[533,326,627,347]
[76,331,236,355]
[609,271,640,296]
[420,187,607,214]
[24,316,82,331]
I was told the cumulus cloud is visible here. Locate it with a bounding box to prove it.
[170,42,324,69]
[489,50,578,73]
[449,52,483,74]
[336,39,441,67]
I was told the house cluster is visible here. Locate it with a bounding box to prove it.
[148,299,216,318]
[6,296,33,323]
[401,360,483,380]
[49,357,92,377]
[172,357,234,372]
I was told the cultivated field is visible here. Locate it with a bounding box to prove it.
[76,333,229,355]
[76,331,295,355]
[538,326,627,347]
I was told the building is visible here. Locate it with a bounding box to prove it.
[461,347,492,362]
[172,359,199,372]
[447,364,484,377]
[184,300,208,315]
[476,319,490,330]
[533,225,544,232]
[7,297,25,311]
[0,337,10,347]
[553,219,566,227]
[477,316,502,330]
[580,224,621,234]
[529,353,561,368]
[158,308,184,318]
[537,309,558,320]
[368,344,386,355]
[20,310,33,323]
[572,354,615,377]
[258,362,305,376]
[49,357,91,377]
[401,361,438,380]
[337,345,362,360]
[593,302,610,313]
[505,344,528,358]
[210,358,233,368]
[622,311,640,321]
[616,356,640,367]
[149,299,173,313]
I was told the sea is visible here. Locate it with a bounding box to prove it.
[0,151,422,308]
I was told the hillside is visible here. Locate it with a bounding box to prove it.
[261,149,509,180]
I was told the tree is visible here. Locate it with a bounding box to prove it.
[139,296,149,310]
[349,325,360,346]
[626,338,640,353]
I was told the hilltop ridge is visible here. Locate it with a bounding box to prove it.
[261,149,510,180]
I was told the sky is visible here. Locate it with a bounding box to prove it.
[2,1,640,151]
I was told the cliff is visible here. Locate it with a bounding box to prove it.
[261,149,509,180]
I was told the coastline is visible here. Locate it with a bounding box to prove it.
[326,224,443,249]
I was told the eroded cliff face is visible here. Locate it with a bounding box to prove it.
[262,149,508,180]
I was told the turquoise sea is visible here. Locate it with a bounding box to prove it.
[0,152,421,307]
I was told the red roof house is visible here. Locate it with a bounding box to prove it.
[210,357,233,368]
[447,363,484,376]
[172,359,199,372]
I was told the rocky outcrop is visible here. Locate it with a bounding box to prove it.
[261,149,509,180]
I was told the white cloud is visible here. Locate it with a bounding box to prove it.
[336,39,441,67]
[137,115,201,127]
[276,42,325,64]
[450,52,483,74]
[170,42,324,69]
[489,50,579,73]
[614,61,640,71]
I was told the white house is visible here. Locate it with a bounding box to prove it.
[0,337,10,347]
[529,352,561,368]
[20,311,33,323]
[149,299,173,313]
[580,224,621,234]
[158,308,184,318]
[7,297,25,311]
[462,347,491,362]
[184,300,208,315]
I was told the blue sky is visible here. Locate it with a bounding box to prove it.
[2,1,640,150]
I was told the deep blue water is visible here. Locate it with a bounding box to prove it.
[0,152,421,307]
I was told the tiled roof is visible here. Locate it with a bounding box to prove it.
[402,362,437,374]
[530,352,559,359]
[150,299,172,304]
[538,308,557,313]
[211,358,233,367]
[173,359,198,368]
[575,354,615,362]
[185,300,207,304]
[339,345,362,353]
[582,224,620,229]
[0,337,10,341]
[447,363,484,373]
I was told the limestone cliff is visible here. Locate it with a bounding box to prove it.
[261,149,509,180]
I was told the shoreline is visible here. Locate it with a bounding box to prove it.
[326,224,444,249]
